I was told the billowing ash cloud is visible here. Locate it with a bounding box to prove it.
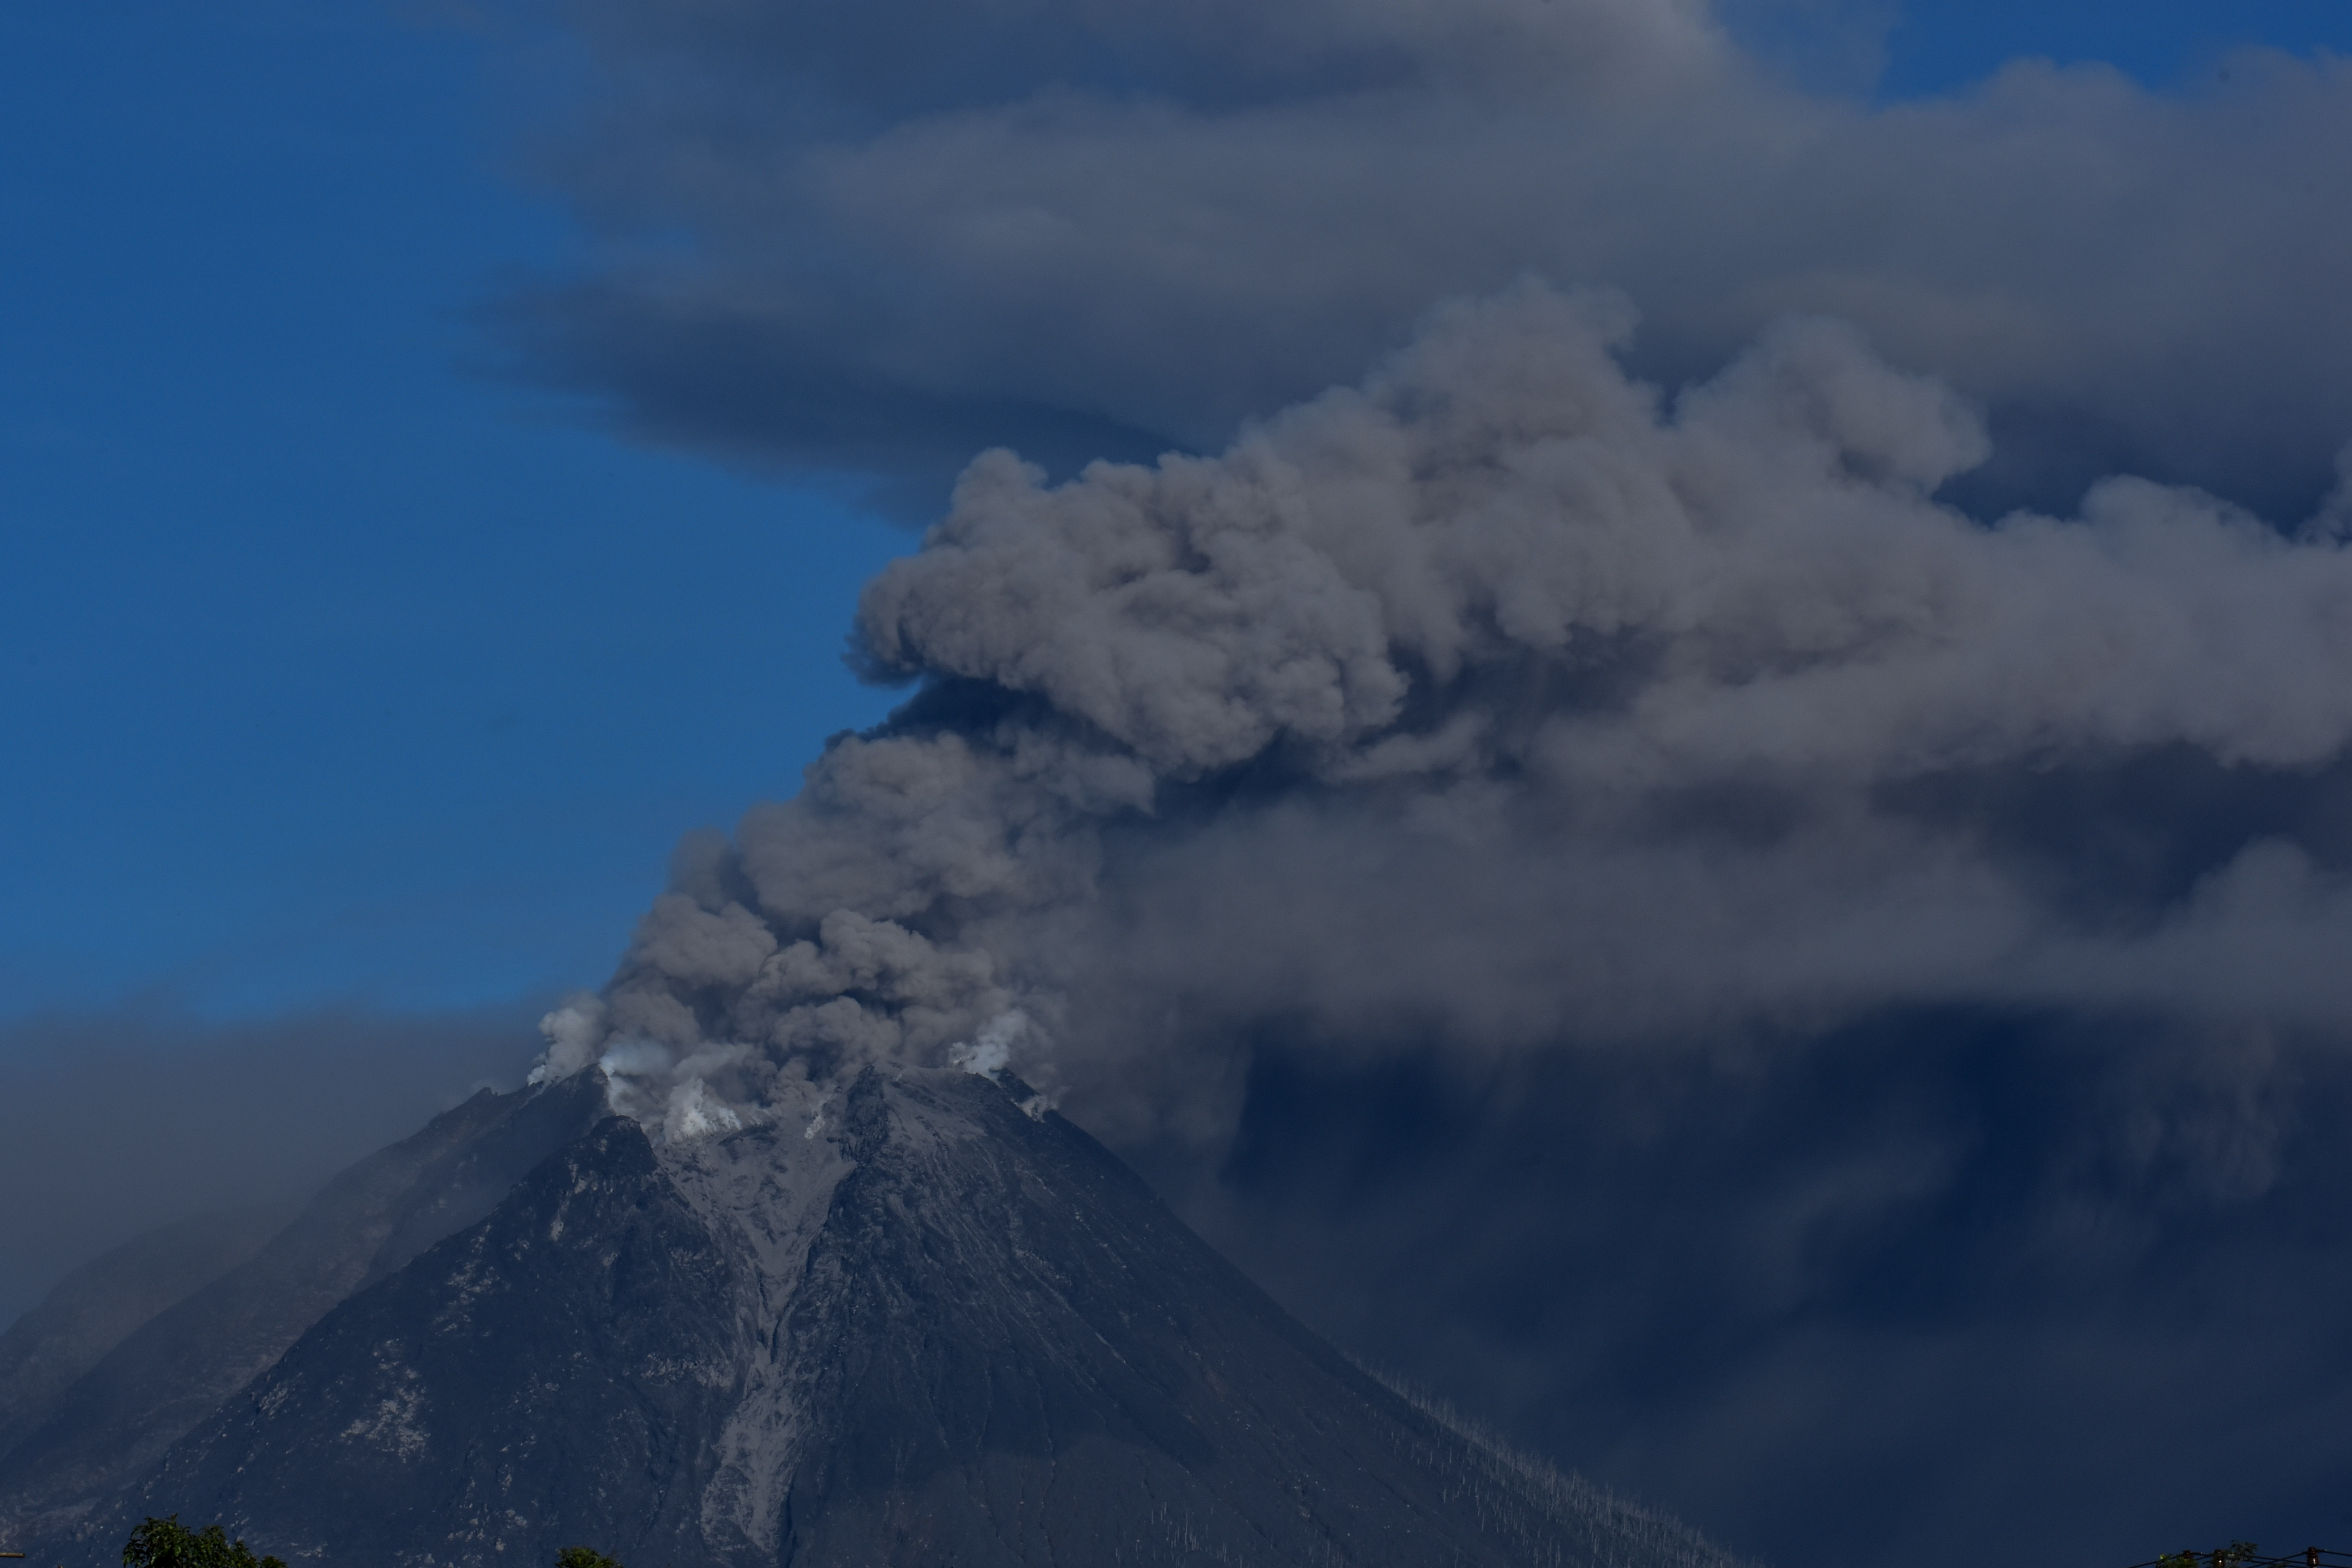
[532,283,2352,1154]
[489,9,2352,1555]
[506,0,2352,515]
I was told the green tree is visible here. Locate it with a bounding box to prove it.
[2157,1543,2264,1568]
[554,1550,624,1568]
[120,1516,285,1568]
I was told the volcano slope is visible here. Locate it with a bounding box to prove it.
[12,1066,1744,1568]
[0,1070,610,1546]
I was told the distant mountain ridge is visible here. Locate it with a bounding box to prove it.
[0,1206,292,1442]
[0,1072,609,1543]
[2,1065,1748,1568]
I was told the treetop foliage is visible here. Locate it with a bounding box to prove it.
[554,1549,624,1568]
[121,1519,629,1568]
[121,1516,285,1568]
[2158,1544,2264,1568]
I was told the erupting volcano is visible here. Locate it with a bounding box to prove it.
[0,1061,1738,1568]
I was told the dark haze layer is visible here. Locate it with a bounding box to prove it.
[507,0,2352,519]
[506,283,2352,1568]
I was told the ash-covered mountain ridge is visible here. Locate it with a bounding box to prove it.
[1,1062,1748,1568]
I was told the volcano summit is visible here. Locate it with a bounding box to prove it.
[0,1062,1742,1568]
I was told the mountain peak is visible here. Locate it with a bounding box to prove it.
[15,1069,1745,1568]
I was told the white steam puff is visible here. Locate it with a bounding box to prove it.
[948,1010,1032,1082]
[527,997,607,1085]
[534,283,2352,1141]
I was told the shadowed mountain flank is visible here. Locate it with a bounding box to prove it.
[0,1206,293,1442]
[0,1071,610,1543]
[19,1068,1743,1568]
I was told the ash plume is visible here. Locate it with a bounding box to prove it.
[470,5,2352,1559]
[534,283,2352,1156]
[506,0,2352,517]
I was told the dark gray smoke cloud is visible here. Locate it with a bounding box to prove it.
[501,0,2352,518]
[472,5,2352,1563]
[544,286,2352,1130]
[1176,1020,2352,1568]
[512,281,2352,1565]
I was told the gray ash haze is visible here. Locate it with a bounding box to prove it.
[518,300,2352,1564]
[553,284,2352,1136]
[17,2,2352,1566]
[505,0,2352,522]
[482,4,2352,1564]
[0,1005,530,1327]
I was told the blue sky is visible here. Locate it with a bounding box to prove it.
[1877,0,2352,94]
[1,2,910,1023]
[4,0,2349,1028]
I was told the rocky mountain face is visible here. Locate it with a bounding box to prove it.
[5,1066,1744,1568]
[0,1072,609,1545]
[0,1205,293,1445]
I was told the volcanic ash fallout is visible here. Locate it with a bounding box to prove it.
[540,281,2352,1150]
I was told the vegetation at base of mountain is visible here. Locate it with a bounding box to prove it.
[554,1547,623,1568]
[2157,1543,2262,1568]
[121,1515,285,1568]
